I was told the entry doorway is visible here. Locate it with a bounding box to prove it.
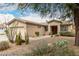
[51,26,57,34]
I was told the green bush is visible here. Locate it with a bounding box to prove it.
[35,32,39,36]
[53,40,68,47]
[49,40,75,56]
[0,41,10,51]
[25,33,29,44]
[60,31,75,37]
[15,33,22,45]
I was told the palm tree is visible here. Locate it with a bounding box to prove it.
[18,3,79,46]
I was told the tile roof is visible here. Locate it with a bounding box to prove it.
[0,23,6,29]
[7,18,47,26]
[7,18,74,27]
[48,19,74,25]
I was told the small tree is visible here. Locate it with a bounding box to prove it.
[25,33,29,44]
[35,32,39,36]
[5,28,15,43]
[15,32,22,45]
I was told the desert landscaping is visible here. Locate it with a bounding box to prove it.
[0,35,77,56]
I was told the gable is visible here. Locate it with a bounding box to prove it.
[48,21,61,26]
[48,20,62,23]
[8,20,26,27]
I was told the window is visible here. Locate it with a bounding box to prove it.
[60,25,68,32]
[44,26,48,31]
[38,26,41,28]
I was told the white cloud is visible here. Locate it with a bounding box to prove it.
[0,14,15,23]
[0,4,18,11]
[20,13,50,23]
[20,16,48,23]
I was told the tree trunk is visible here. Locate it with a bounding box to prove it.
[74,8,79,46]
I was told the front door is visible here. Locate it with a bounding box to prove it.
[51,26,57,34]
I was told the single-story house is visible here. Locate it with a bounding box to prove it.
[7,18,75,37]
[7,18,47,38]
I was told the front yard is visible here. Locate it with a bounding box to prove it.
[0,36,79,56]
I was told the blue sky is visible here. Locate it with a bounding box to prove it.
[0,4,33,17]
[0,9,31,17]
[0,4,49,23]
[0,3,62,23]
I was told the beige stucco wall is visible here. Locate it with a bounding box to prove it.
[8,20,46,38]
[27,24,45,37]
[8,21,27,39]
[68,25,75,33]
[8,19,75,38]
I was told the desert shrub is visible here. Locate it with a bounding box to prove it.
[28,40,49,56]
[49,32,53,37]
[49,40,75,56]
[25,40,75,56]
[53,40,68,47]
[5,28,15,43]
[21,40,25,43]
[35,32,39,36]
[60,31,75,37]
[0,41,10,51]
[25,33,29,44]
[15,33,22,45]
[49,32,53,35]
[43,33,45,36]
[55,34,60,36]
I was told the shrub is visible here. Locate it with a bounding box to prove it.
[28,40,49,56]
[15,33,22,45]
[43,34,45,36]
[55,34,60,36]
[25,33,29,44]
[0,41,10,51]
[35,32,39,36]
[49,40,75,56]
[53,40,68,47]
[21,40,25,43]
[5,28,15,43]
[60,31,75,37]
[49,32,53,35]
[49,32,53,37]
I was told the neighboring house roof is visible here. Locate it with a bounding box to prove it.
[0,23,6,29]
[7,18,47,26]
